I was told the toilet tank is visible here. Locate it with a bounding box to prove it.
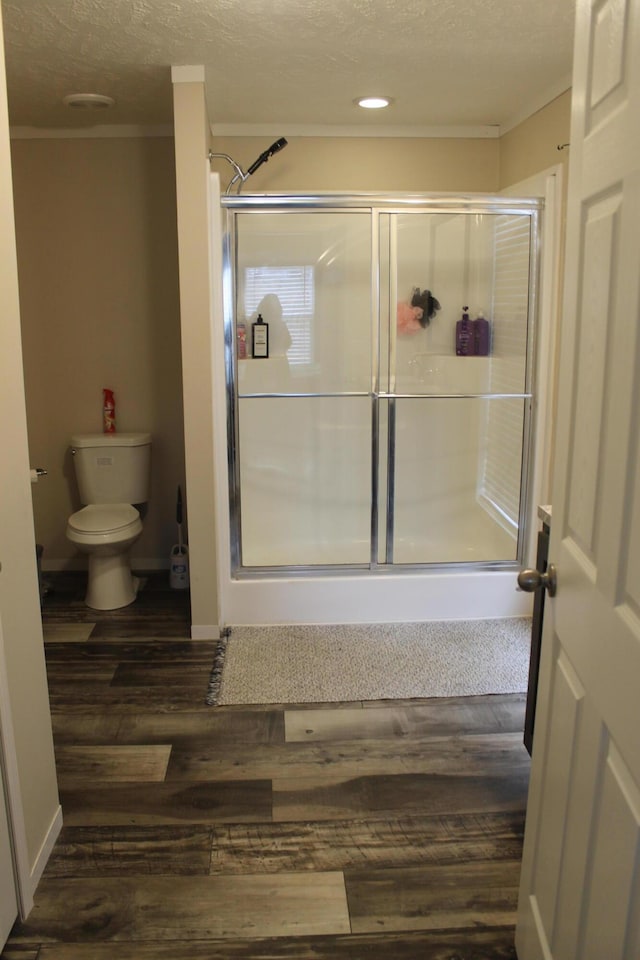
[71,433,151,505]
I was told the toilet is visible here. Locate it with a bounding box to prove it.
[66,432,151,610]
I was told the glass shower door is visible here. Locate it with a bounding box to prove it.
[232,210,374,567]
[227,200,536,573]
[383,211,533,565]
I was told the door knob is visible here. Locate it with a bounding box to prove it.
[517,564,557,597]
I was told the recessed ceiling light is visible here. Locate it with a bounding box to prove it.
[63,93,116,110]
[355,97,392,110]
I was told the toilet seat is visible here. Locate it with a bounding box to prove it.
[68,503,140,536]
[66,503,143,610]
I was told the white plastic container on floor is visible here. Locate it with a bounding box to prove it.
[169,544,189,590]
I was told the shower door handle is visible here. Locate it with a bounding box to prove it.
[517,564,557,597]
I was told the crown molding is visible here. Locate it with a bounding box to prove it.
[209,123,501,140]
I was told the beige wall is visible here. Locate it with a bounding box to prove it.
[499,90,571,189]
[211,135,500,194]
[10,136,185,569]
[0,7,60,887]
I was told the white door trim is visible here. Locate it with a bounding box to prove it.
[0,611,34,918]
[502,164,564,567]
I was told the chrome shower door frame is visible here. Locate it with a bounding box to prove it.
[221,193,542,579]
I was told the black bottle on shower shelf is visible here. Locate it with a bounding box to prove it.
[455,306,475,356]
[252,313,269,358]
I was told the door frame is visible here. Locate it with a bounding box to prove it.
[502,165,564,568]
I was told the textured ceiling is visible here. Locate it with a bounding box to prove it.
[2,0,575,131]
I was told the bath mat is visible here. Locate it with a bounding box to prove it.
[205,618,532,706]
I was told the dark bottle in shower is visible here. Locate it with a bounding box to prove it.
[252,313,269,358]
[473,311,491,356]
[456,306,475,356]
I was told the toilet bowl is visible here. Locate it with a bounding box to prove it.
[67,504,143,610]
[65,432,152,611]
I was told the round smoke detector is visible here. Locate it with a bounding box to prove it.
[63,93,115,111]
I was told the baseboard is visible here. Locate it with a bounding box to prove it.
[27,804,62,907]
[132,559,172,571]
[191,624,220,640]
[41,559,85,572]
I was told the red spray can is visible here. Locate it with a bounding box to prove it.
[103,389,116,433]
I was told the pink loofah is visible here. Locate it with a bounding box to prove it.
[397,301,424,335]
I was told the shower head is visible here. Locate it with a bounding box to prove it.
[209,137,289,194]
[246,138,288,176]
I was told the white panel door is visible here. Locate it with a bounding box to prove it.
[516,0,640,957]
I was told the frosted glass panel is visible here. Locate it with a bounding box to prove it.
[392,398,522,563]
[236,212,371,395]
[391,213,531,396]
[239,397,371,566]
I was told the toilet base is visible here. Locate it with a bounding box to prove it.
[85,553,141,610]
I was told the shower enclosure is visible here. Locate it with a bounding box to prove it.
[217,193,541,624]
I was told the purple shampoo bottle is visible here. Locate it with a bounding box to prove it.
[473,311,491,356]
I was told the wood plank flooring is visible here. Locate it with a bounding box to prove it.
[2,572,530,959]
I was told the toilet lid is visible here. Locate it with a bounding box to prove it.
[68,503,140,535]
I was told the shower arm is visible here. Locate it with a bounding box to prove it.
[208,139,288,195]
[207,152,249,195]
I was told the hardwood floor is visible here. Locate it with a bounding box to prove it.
[1,573,530,959]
